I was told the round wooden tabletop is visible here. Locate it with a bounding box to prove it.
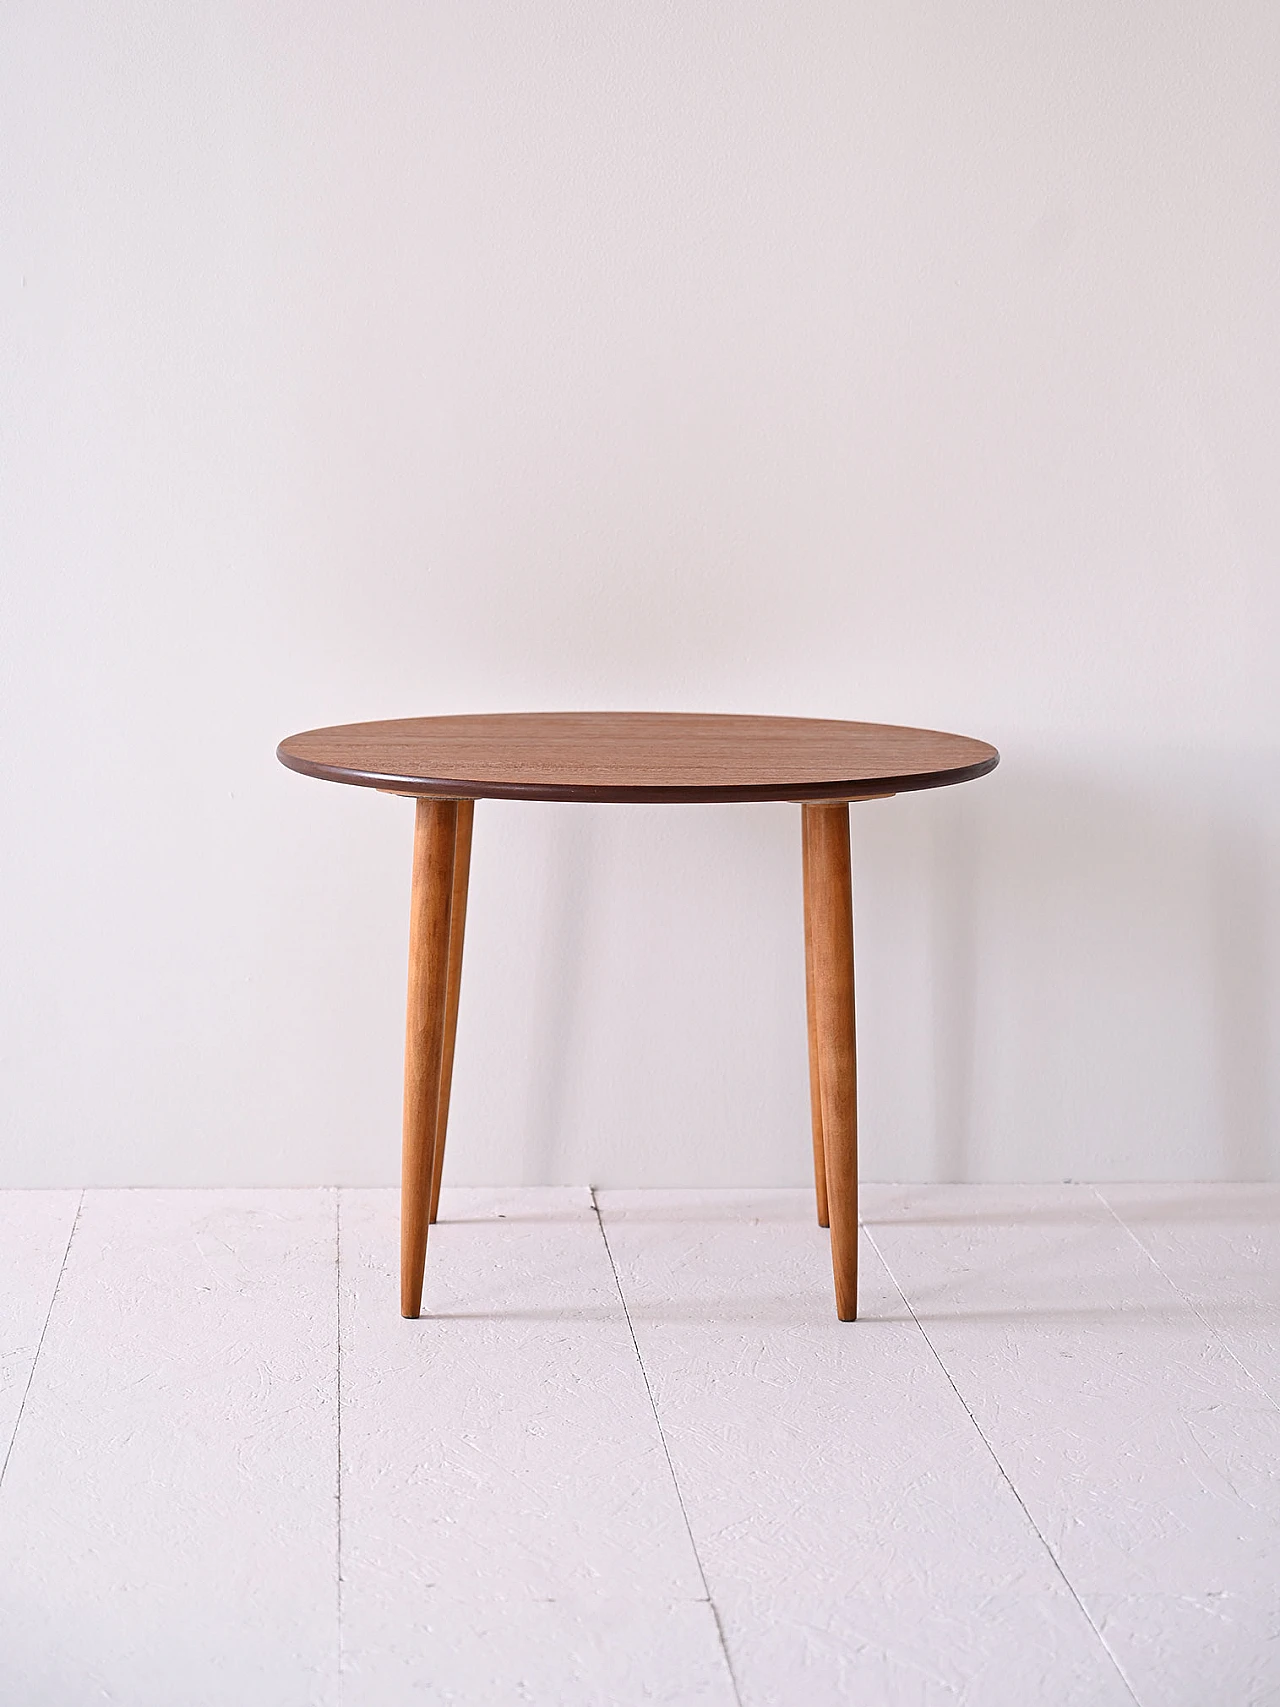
[277,712,998,805]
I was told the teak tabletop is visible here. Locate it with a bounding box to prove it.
[277,710,997,803]
[277,711,999,1321]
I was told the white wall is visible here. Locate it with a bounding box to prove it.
[3,2,1278,1188]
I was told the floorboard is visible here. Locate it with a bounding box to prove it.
[0,1189,339,1707]
[864,1184,1280,1707]
[598,1188,1131,1707]
[0,1188,79,1474]
[338,1187,736,1706]
[1099,1184,1280,1406]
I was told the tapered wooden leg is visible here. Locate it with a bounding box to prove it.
[801,811,830,1227]
[803,803,858,1321]
[428,798,474,1225]
[401,798,459,1318]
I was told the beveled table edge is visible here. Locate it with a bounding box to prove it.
[275,742,1000,804]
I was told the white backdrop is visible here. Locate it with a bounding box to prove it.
[3,2,1278,1187]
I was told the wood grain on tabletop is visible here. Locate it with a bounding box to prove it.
[276,711,999,803]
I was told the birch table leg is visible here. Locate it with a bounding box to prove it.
[801,810,830,1228]
[803,802,859,1321]
[429,798,474,1225]
[401,798,459,1318]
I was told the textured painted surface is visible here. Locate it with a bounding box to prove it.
[338,1187,735,1704]
[0,1189,79,1472]
[0,1190,339,1706]
[3,1185,1277,1703]
[1093,1185,1280,1705]
[1100,1184,1280,1406]
[864,1184,1280,1707]
[597,1189,1131,1706]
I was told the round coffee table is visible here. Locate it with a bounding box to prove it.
[277,712,998,1321]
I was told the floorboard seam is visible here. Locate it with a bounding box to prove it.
[590,1189,743,1707]
[335,1188,345,1707]
[1091,1186,1280,1414]
[863,1222,1142,1707]
[0,1188,83,1494]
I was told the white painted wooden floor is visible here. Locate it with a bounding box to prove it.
[2,1187,1278,1705]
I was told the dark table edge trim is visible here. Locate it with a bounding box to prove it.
[276,744,999,803]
